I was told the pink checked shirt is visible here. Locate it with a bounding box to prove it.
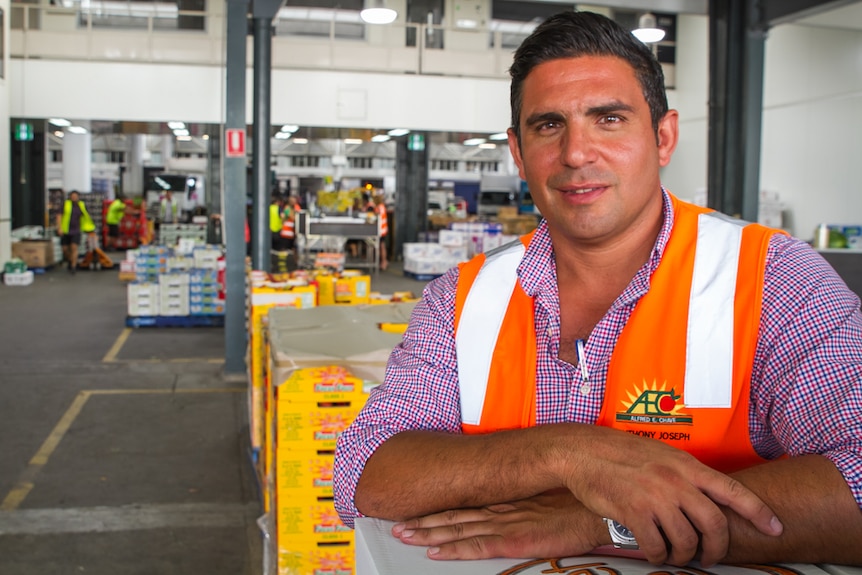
[334,191,862,526]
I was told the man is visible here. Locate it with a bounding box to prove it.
[269,195,287,252]
[159,190,180,225]
[56,190,96,274]
[333,11,862,568]
[105,195,132,251]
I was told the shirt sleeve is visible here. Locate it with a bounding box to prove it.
[333,266,465,526]
[751,234,862,508]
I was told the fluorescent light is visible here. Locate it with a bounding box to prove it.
[463,137,486,146]
[489,132,509,141]
[176,135,192,141]
[67,126,88,134]
[49,118,71,127]
[280,124,299,133]
[371,134,390,143]
[360,6,396,24]
[173,129,190,137]
[633,12,665,43]
[202,134,210,140]
[275,132,292,140]
[478,143,497,149]
[387,128,409,137]
[292,138,309,144]
[54,131,65,138]
[168,121,186,130]
[344,138,363,144]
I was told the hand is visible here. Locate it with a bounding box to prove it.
[391,489,604,560]
[562,426,782,567]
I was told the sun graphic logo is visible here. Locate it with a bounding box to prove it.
[615,380,693,425]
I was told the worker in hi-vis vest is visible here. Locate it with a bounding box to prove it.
[333,10,862,567]
[269,195,288,252]
[159,190,180,224]
[56,190,96,274]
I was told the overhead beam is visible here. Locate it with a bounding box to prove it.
[758,0,859,27]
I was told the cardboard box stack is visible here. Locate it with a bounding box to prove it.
[126,244,225,319]
[11,240,55,269]
[261,303,417,575]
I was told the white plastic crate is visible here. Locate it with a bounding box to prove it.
[3,271,34,287]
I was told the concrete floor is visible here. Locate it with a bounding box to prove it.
[0,260,430,575]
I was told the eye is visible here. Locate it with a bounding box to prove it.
[599,114,623,124]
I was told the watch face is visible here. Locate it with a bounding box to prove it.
[610,521,635,541]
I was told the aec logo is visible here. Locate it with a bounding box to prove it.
[615,380,693,425]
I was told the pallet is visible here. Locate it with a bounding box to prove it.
[125,315,225,328]
[402,271,442,281]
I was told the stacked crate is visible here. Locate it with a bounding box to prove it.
[159,273,190,316]
[263,303,418,575]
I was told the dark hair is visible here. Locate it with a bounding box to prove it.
[509,10,668,142]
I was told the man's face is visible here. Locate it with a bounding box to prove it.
[508,55,677,248]
[69,193,79,202]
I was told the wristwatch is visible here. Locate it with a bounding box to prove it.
[604,518,639,549]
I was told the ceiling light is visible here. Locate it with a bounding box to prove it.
[344,138,363,144]
[173,129,190,137]
[360,0,397,25]
[176,135,192,141]
[488,132,508,141]
[371,134,390,143]
[293,138,309,144]
[632,12,665,43]
[463,137,486,146]
[54,131,65,138]
[387,128,409,137]
[167,121,186,130]
[280,124,299,133]
[67,126,88,134]
[49,118,71,127]
[275,132,292,140]
[202,134,209,140]
[478,143,497,149]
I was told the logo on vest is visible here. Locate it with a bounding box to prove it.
[615,380,693,426]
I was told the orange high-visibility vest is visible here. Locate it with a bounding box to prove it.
[453,195,782,473]
[377,203,388,236]
[280,208,295,239]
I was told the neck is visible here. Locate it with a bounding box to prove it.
[553,205,663,294]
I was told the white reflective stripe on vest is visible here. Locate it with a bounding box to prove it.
[684,212,744,408]
[456,240,526,425]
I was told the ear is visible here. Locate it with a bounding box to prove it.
[656,110,679,168]
[507,128,527,180]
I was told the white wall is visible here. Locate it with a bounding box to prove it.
[10,59,511,135]
[660,15,862,240]
[0,0,10,265]
[761,23,862,239]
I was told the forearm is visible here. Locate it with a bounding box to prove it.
[355,425,573,520]
[724,454,862,564]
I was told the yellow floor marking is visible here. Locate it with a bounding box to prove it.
[0,388,244,511]
[102,328,132,363]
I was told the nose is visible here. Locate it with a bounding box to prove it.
[560,124,598,168]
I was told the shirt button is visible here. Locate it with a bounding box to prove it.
[579,384,591,395]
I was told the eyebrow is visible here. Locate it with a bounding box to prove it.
[524,101,636,127]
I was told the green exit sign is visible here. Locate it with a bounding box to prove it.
[14,122,34,142]
[408,133,425,151]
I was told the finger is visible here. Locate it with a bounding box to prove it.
[394,515,500,548]
[701,473,782,537]
[654,507,703,567]
[427,534,508,560]
[393,508,492,535]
